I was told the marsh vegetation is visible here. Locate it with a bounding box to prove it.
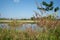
[0,0,60,40]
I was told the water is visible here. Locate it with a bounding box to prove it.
[0,23,43,32]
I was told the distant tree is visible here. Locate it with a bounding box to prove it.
[31,16,35,20]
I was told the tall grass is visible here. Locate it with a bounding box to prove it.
[0,25,60,40]
[0,15,60,40]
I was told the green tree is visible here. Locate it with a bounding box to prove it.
[31,16,35,20]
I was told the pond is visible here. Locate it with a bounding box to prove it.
[0,23,43,32]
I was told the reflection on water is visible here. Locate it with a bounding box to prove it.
[0,23,43,32]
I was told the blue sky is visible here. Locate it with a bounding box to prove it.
[0,0,60,19]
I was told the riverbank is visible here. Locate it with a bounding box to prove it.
[0,24,60,40]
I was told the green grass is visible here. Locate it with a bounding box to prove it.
[0,25,60,40]
[0,15,60,40]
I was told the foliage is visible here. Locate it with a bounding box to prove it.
[0,24,60,40]
[35,1,59,19]
[30,16,35,20]
[38,1,59,12]
[0,18,9,20]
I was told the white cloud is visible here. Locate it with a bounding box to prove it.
[13,0,20,3]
